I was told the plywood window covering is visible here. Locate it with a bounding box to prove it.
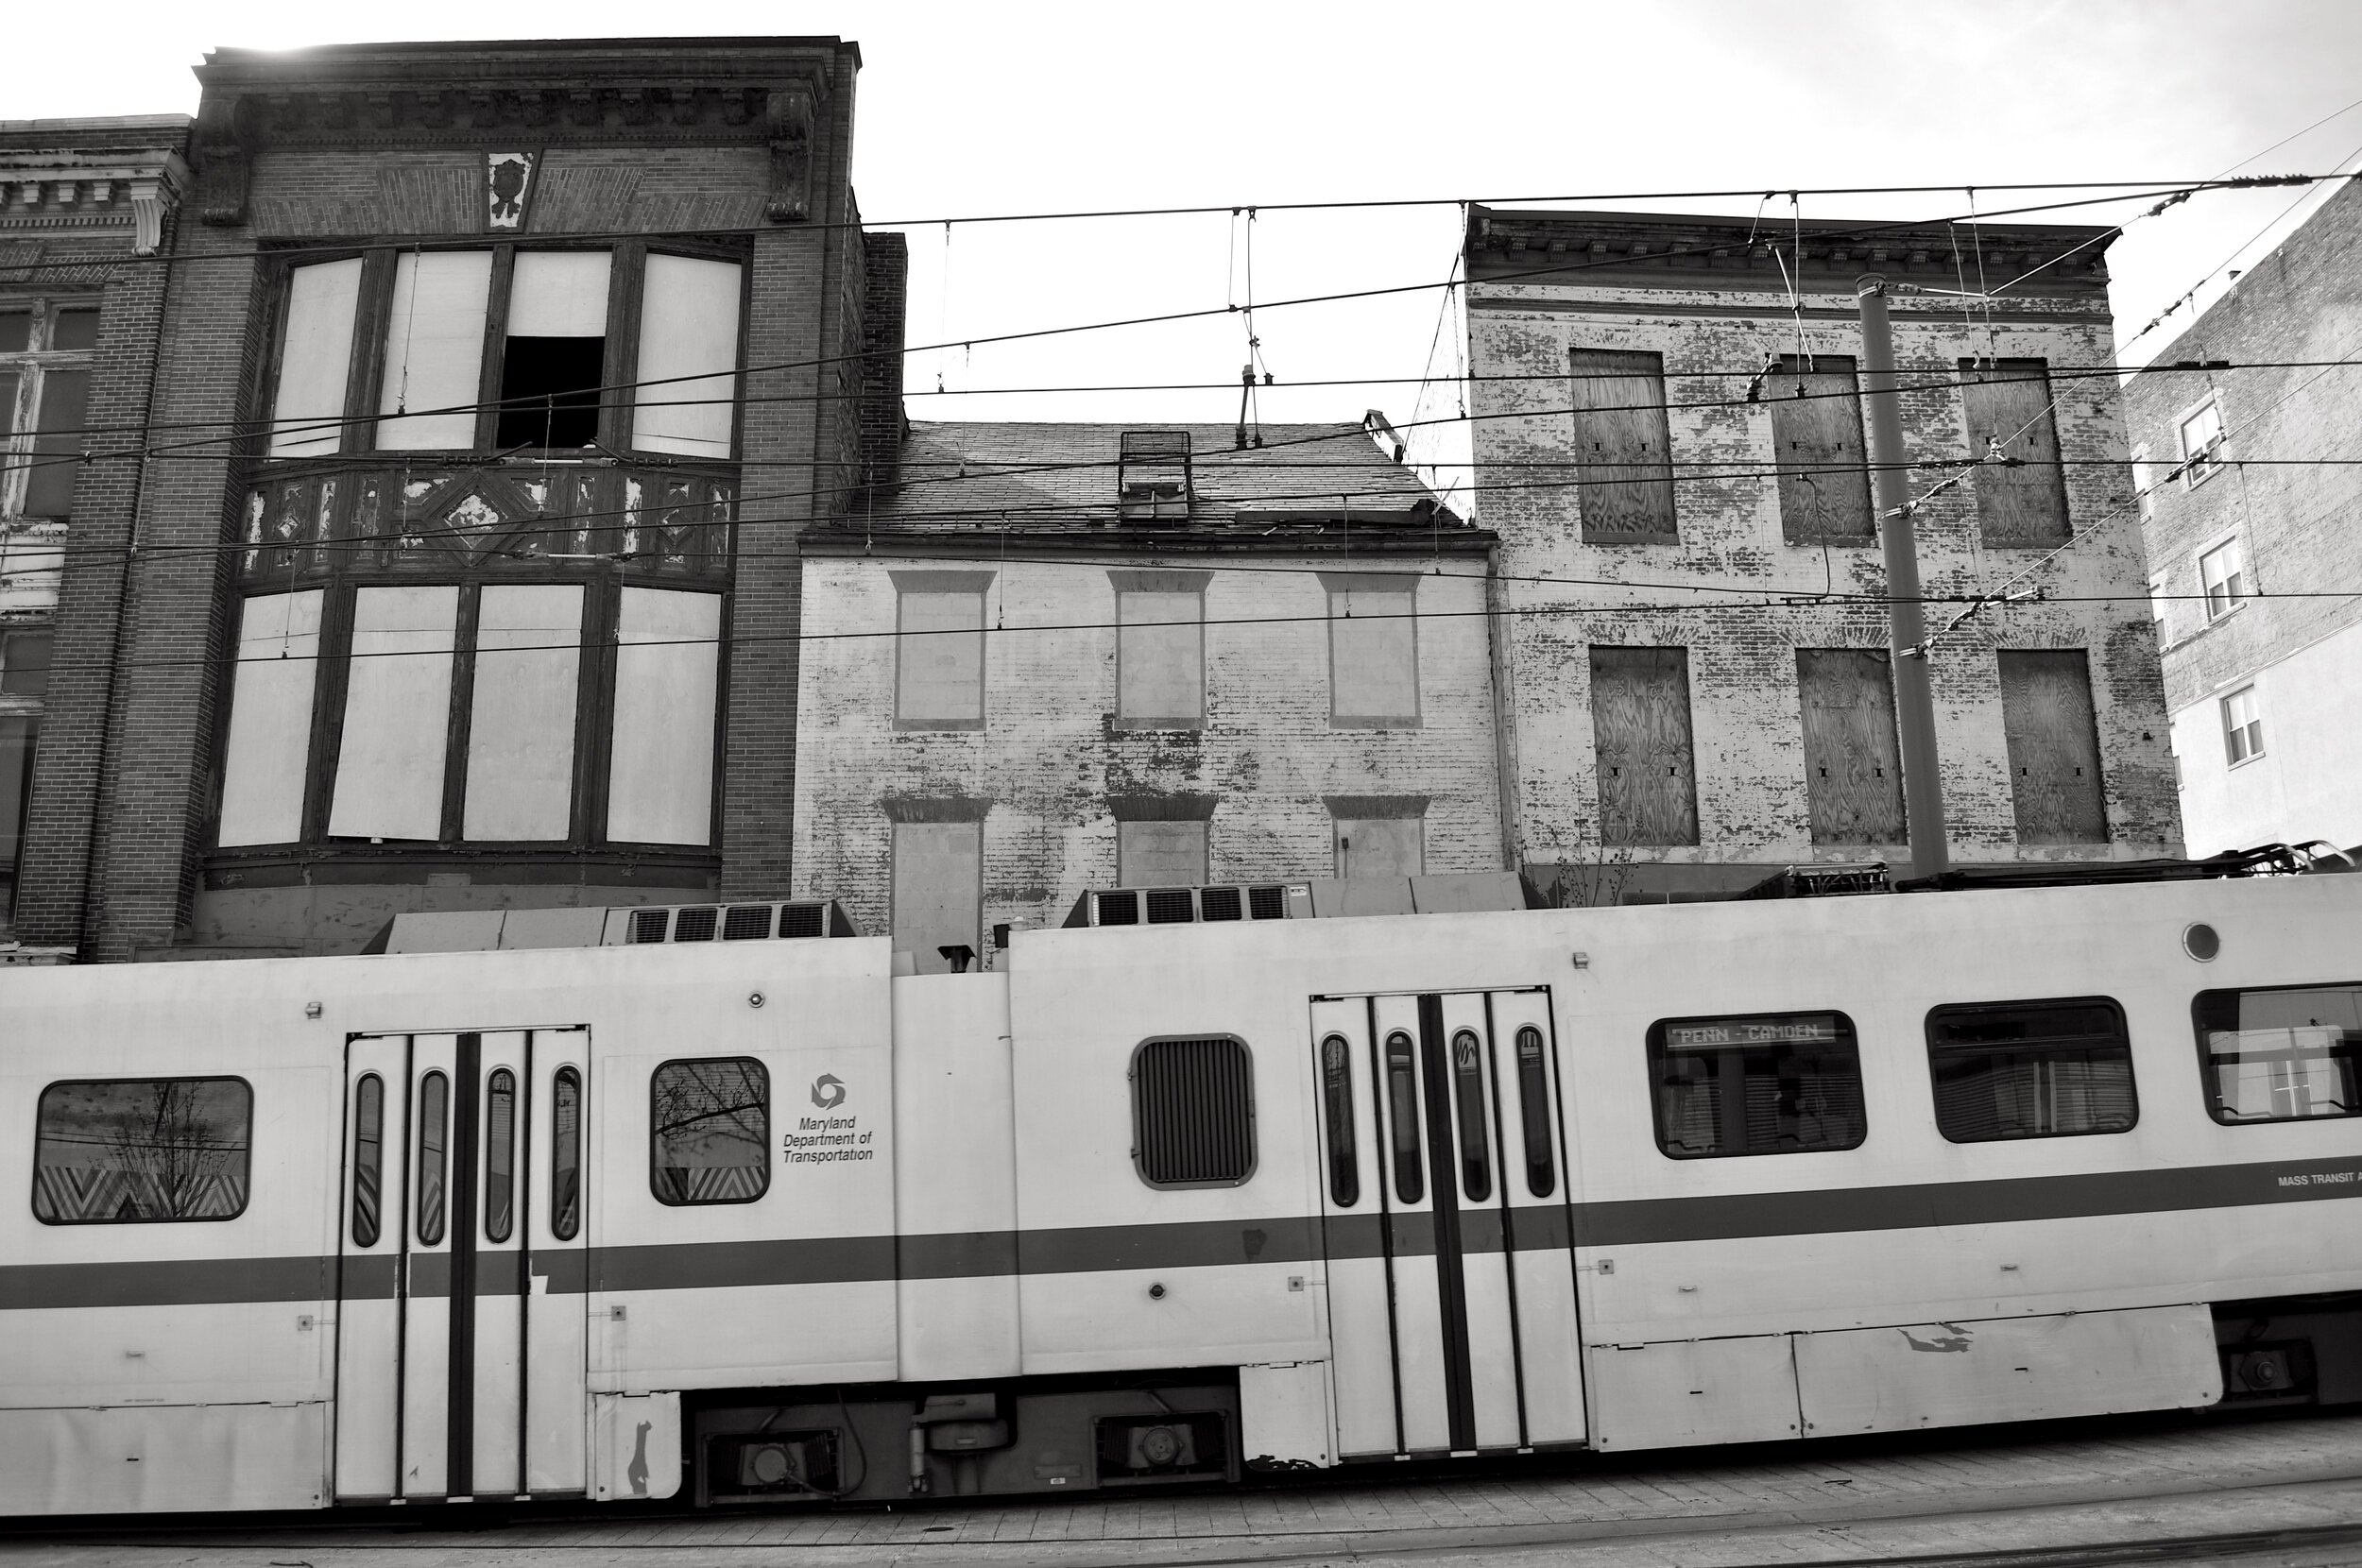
[1325,573,1418,725]
[1589,646,1700,846]
[217,589,325,847]
[268,260,363,457]
[1958,359,2070,546]
[607,587,721,845]
[2199,537,2246,620]
[1768,354,1872,542]
[891,819,982,974]
[1117,588,1206,726]
[1996,648,2108,844]
[895,574,989,727]
[328,585,460,841]
[1132,1035,1257,1188]
[633,253,743,457]
[1569,348,1677,543]
[2222,686,2264,766]
[462,583,584,842]
[376,250,494,451]
[1332,814,1423,879]
[1119,819,1208,887]
[1796,649,1906,845]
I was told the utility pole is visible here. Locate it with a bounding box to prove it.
[1856,274,1951,880]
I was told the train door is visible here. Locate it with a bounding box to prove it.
[1309,990,1583,1458]
[335,1030,590,1502]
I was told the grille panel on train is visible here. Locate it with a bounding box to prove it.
[1082,884,1300,928]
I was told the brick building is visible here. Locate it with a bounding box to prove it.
[2125,178,2362,858]
[1,116,190,956]
[1464,207,2180,900]
[792,420,1499,971]
[13,39,905,959]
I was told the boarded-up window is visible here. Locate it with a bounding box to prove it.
[1116,583,1205,726]
[1333,812,1423,878]
[1132,1036,1257,1187]
[1569,348,1676,543]
[218,590,324,846]
[1796,649,1905,845]
[895,572,990,728]
[1590,647,1699,846]
[633,253,742,458]
[607,588,720,845]
[1768,354,1871,542]
[1325,573,1418,725]
[1997,649,2107,844]
[892,818,982,975]
[1120,819,1207,887]
[1960,359,2070,546]
[463,583,583,842]
[328,585,459,841]
[268,258,362,458]
[378,250,493,451]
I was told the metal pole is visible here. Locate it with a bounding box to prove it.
[1855,275,1951,880]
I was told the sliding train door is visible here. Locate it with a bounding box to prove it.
[334,1030,590,1501]
[1309,989,1583,1458]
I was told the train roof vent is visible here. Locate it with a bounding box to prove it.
[779,902,825,939]
[1096,890,1140,927]
[1200,886,1242,922]
[630,908,670,944]
[1145,889,1196,924]
[722,904,774,940]
[673,906,719,942]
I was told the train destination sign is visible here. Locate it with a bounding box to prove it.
[1664,1014,1840,1049]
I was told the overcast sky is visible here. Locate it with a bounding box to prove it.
[15,0,2362,472]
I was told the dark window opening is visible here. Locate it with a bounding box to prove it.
[1320,1032,1359,1208]
[1132,1035,1257,1188]
[1515,1025,1556,1198]
[484,1067,517,1242]
[49,309,100,351]
[32,1077,253,1225]
[1385,1029,1423,1204]
[2196,984,2362,1124]
[351,1074,384,1247]
[417,1071,449,1245]
[496,336,605,449]
[551,1065,583,1240]
[1451,1027,1493,1202]
[1926,997,2135,1141]
[1648,1012,1867,1158]
[651,1058,769,1205]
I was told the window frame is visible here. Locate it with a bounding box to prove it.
[2194,982,2362,1126]
[2198,534,2247,622]
[1111,571,1209,730]
[1644,1010,1868,1161]
[648,1055,772,1208]
[0,294,102,523]
[1129,1034,1258,1191]
[2131,443,2155,520]
[31,1075,255,1227]
[2179,396,2227,488]
[1923,996,2139,1144]
[2222,684,2265,767]
[1324,574,1422,728]
[890,571,992,731]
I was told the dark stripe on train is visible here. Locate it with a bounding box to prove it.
[8,1154,2356,1310]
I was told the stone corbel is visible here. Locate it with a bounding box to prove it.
[128,173,175,256]
[764,81,813,223]
[193,95,252,227]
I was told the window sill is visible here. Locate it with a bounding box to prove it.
[2226,751,2268,773]
[1112,716,1207,732]
[894,718,985,732]
[1329,714,1423,730]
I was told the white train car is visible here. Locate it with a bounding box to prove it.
[2,873,2358,1515]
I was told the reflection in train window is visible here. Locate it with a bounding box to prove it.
[1451,1028,1492,1202]
[552,1065,582,1239]
[1385,1030,1424,1203]
[1926,998,2135,1141]
[484,1068,517,1242]
[1320,1033,1359,1207]
[651,1058,770,1204]
[417,1071,449,1245]
[2195,983,2362,1124]
[1515,1026,1556,1197]
[32,1077,253,1225]
[1647,1012,1866,1159]
[351,1074,384,1246]
[1132,1036,1258,1188]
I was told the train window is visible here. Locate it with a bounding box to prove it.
[1132,1036,1257,1188]
[1451,1028,1493,1202]
[351,1074,385,1247]
[552,1065,582,1239]
[1647,1012,1866,1159]
[1926,998,2136,1141]
[31,1078,252,1225]
[417,1071,449,1245]
[1320,1033,1359,1207]
[1385,1030,1424,1203]
[484,1068,517,1243]
[2194,984,2362,1125]
[651,1058,770,1204]
[1515,1025,1556,1198]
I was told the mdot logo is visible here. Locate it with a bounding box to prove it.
[811,1074,847,1110]
[786,1073,872,1167]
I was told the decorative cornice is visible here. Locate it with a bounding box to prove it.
[0,148,188,255]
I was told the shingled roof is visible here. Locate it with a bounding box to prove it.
[863,419,1451,527]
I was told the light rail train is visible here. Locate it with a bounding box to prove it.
[3,870,2360,1516]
